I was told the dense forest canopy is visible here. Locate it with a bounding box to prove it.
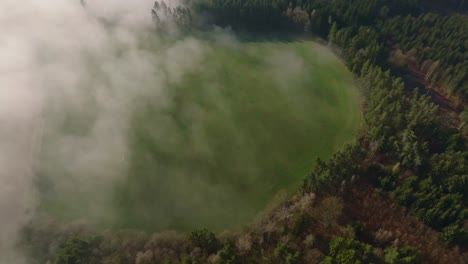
[173,0,468,102]
[156,0,467,100]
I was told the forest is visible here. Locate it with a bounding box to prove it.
[18,0,467,263]
[155,0,467,101]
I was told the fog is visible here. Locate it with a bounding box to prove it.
[0,0,192,262]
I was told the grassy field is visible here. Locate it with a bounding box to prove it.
[38,38,361,231]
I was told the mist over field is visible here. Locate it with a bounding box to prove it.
[0,0,179,261]
[0,1,360,262]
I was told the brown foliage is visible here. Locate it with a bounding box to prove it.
[343,183,467,263]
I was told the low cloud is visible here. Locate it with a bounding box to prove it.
[0,0,200,262]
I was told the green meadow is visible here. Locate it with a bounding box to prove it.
[39,38,361,231]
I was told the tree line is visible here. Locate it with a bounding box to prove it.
[169,0,467,102]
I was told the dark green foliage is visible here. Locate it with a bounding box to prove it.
[184,0,467,102]
[180,253,198,264]
[397,128,427,170]
[413,185,464,228]
[362,66,406,150]
[409,151,466,234]
[378,175,396,191]
[381,14,468,100]
[351,223,365,239]
[362,65,437,170]
[317,5,467,102]
[377,165,399,191]
[440,224,468,246]
[217,241,238,264]
[189,0,290,30]
[273,242,301,264]
[301,143,365,194]
[328,22,338,43]
[426,126,466,153]
[393,176,419,207]
[445,132,466,152]
[384,246,420,264]
[185,0,423,34]
[292,0,421,35]
[54,236,91,264]
[322,238,421,264]
[331,26,387,73]
[428,151,467,184]
[460,108,468,133]
[358,53,465,247]
[189,228,220,254]
[322,237,374,264]
[394,176,466,231]
[291,214,310,237]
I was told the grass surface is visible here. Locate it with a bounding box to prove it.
[39,38,361,231]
